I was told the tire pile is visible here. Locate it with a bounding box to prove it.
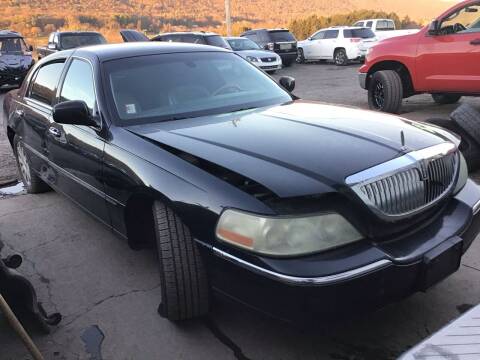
[427,104,480,173]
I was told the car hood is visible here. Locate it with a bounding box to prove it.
[235,50,278,58]
[125,101,455,198]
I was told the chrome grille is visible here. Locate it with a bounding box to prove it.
[346,143,459,220]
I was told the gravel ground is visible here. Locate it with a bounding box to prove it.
[0,91,18,186]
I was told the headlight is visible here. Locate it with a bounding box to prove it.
[454,153,468,194]
[246,56,259,62]
[216,209,362,256]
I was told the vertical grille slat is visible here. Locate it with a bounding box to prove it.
[360,152,457,217]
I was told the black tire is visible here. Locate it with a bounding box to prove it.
[153,201,209,321]
[334,49,348,66]
[296,48,305,64]
[13,136,50,193]
[368,70,403,114]
[426,118,480,172]
[450,103,480,146]
[432,93,462,105]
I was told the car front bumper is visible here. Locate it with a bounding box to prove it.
[0,70,28,87]
[277,52,297,63]
[256,60,282,72]
[207,179,480,322]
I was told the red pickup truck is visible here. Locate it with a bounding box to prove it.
[359,0,480,113]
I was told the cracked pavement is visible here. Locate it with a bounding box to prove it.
[1,64,480,359]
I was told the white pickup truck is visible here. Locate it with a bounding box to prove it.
[353,19,420,41]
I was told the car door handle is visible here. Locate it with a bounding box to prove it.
[470,39,480,45]
[48,127,61,137]
[15,109,24,117]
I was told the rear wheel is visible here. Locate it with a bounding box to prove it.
[296,48,305,64]
[13,136,50,194]
[368,70,403,114]
[334,49,348,66]
[153,201,210,321]
[432,93,462,105]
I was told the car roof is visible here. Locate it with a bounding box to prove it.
[157,31,219,37]
[55,31,104,36]
[72,42,231,62]
[224,36,246,40]
[358,19,392,22]
[0,30,23,38]
[321,26,367,30]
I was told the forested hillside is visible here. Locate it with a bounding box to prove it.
[1,0,455,45]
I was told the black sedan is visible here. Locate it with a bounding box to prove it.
[3,42,480,322]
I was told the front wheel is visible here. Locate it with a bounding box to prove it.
[368,70,403,114]
[153,201,210,321]
[296,48,305,64]
[432,94,462,105]
[334,49,348,66]
[13,136,50,193]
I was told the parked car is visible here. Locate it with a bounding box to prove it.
[359,0,480,114]
[37,31,107,60]
[120,30,231,49]
[353,19,420,41]
[240,29,297,66]
[225,36,282,73]
[297,27,377,65]
[0,30,34,89]
[4,42,480,323]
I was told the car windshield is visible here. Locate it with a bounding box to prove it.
[343,28,376,39]
[0,37,28,54]
[227,38,261,51]
[205,35,231,49]
[60,34,106,50]
[105,52,292,125]
[268,31,296,42]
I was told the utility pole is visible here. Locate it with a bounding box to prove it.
[225,0,232,36]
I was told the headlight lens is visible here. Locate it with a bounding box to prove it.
[454,153,468,194]
[216,210,362,256]
[246,56,259,62]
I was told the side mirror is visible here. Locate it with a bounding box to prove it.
[428,20,440,35]
[47,43,57,50]
[307,37,312,41]
[53,101,98,127]
[279,76,295,92]
[28,45,33,52]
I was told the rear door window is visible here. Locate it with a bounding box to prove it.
[29,61,65,106]
[205,35,231,49]
[343,28,375,39]
[366,21,373,28]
